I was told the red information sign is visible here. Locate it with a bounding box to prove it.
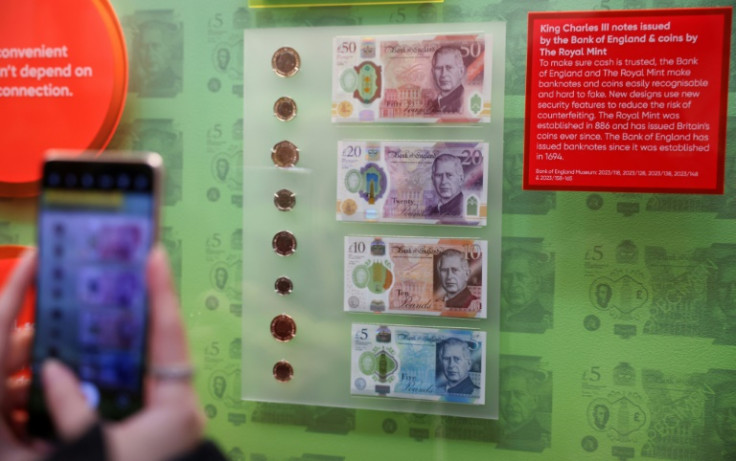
[524,8,731,194]
[0,0,127,197]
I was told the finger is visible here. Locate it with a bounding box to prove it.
[2,376,29,442]
[5,326,33,375]
[0,251,36,370]
[6,407,29,443]
[42,360,97,441]
[3,375,29,412]
[0,422,38,461]
[147,245,190,366]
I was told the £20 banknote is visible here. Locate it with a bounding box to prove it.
[345,236,487,318]
[337,140,488,226]
[332,33,491,123]
[351,324,486,404]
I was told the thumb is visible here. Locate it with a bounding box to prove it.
[42,360,97,441]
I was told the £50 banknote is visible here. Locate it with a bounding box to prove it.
[332,33,491,123]
[351,324,486,404]
[337,141,488,226]
[345,236,487,318]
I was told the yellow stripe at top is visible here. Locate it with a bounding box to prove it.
[44,189,123,208]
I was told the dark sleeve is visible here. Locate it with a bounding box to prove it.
[45,424,106,461]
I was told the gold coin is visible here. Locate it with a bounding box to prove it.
[337,100,353,118]
[274,189,296,211]
[272,230,297,256]
[341,199,357,216]
[270,314,297,342]
[274,276,293,295]
[273,360,294,382]
[273,97,297,122]
[271,47,300,78]
[271,141,299,168]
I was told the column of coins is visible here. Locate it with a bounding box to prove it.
[271,229,297,382]
[270,229,297,381]
[270,47,301,382]
[270,47,300,164]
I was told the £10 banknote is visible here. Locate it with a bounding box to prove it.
[332,33,491,123]
[337,141,488,226]
[344,236,487,318]
[351,324,486,404]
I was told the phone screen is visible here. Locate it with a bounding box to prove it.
[28,157,158,438]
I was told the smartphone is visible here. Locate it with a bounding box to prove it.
[28,152,162,439]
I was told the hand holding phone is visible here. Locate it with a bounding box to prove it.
[0,246,209,461]
[47,247,206,461]
[0,152,223,459]
[28,152,162,438]
[1,251,96,453]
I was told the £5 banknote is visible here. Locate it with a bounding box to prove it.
[351,324,486,404]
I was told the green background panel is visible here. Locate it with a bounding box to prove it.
[1,0,735,459]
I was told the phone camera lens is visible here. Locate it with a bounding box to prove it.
[48,172,61,186]
[134,175,149,190]
[117,174,130,189]
[64,173,77,187]
[81,174,94,188]
[99,174,114,189]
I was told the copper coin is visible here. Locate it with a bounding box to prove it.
[274,189,296,211]
[271,141,299,168]
[273,360,294,382]
[341,199,357,216]
[270,314,297,342]
[274,276,293,295]
[273,97,297,122]
[271,47,300,78]
[272,230,297,256]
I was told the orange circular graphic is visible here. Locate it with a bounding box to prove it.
[0,0,127,197]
